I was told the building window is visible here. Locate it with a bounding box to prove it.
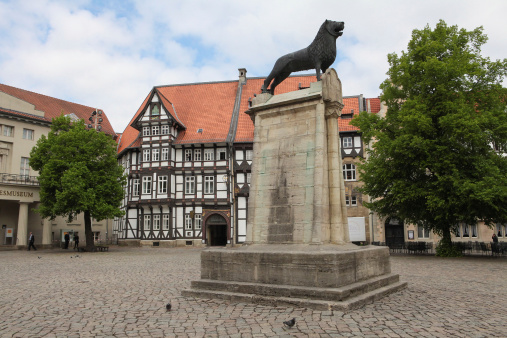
[22,128,34,140]
[218,148,226,160]
[163,214,170,230]
[343,164,356,181]
[20,157,30,176]
[142,176,152,194]
[161,125,169,135]
[246,150,253,161]
[185,176,195,194]
[152,148,160,161]
[194,149,201,161]
[153,215,160,230]
[161,148,169,161]
[158,176,168,194]
[471,224,478,237]
[345,195,357,206]
[462,223,470,237]
[247,173,251,184]
[92,232,100,242]
[3,125,14,137]
[142,126,150,136]
[204,176,214,194]
[143,149,150,162]
[185,214,192,230]
[144,215,151,230]
[151,104,160,118]
[204,148,214,161]
[350,195,357,206]
[195,214,202,230]
[343,136,353,148]
[418,225,430,238]
[185,149,192,162]
[496,223,506,237]
[133,179,140,196]
[152,126,160,135]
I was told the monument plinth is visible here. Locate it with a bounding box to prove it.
[182,69,406,311]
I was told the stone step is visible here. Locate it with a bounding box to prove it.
[189,273,401,302]
[182,280,408,311]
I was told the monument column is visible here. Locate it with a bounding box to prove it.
[184,68,406,311]
[42,218,52,246]
[322,69,349,244]
[16,202,29,246]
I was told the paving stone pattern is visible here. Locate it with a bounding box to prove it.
[0,247,505,337]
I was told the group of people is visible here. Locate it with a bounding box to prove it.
[27,232,79,250]
[63,233,79,249]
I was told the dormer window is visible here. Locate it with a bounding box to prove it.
[151,104,160,119]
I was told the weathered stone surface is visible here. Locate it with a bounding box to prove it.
[185,69,404,310]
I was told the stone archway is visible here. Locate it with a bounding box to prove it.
[205,213,228,246]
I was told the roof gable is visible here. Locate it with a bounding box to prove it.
[0,83,116,136]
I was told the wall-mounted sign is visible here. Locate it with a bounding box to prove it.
[348,217,366,241]
[0,190,33,197]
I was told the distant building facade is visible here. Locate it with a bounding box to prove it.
[114,69,381,247]
[0,84,116,248]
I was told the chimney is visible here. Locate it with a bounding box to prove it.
[238,68,247,84]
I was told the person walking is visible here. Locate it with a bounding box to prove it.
[28,232,36,251]
[74,234,79,251]
[64,233,70,249]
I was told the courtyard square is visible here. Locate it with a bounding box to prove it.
[0,247,505,337]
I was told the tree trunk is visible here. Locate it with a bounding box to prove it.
[84,210,95,252]
[436,226,461,257]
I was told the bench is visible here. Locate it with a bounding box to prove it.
[95,246,109,252]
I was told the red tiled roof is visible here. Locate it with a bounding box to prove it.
[117,75,381,154]
[367,98,381,114]
[157,82,239,144]
[0,83,116,136]
[116,92,151,154]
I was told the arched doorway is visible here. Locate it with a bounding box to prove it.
[385,218,404,249]
[206,214,227,246]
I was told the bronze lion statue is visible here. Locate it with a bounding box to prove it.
[261,20,344,95]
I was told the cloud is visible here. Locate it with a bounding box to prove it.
[0,0,506,133]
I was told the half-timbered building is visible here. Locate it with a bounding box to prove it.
[114,69,381,247]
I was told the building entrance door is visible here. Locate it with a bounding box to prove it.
[385,218,404,249]
[206,214,227,246]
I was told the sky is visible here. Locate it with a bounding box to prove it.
[0,0,506,133]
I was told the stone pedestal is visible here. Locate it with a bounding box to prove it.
[182,69,406,310]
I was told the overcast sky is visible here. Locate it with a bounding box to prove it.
[1,0,506,132]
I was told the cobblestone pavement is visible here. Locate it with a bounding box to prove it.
[0,247,505,338]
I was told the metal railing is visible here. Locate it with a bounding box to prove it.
[0,173,39,186]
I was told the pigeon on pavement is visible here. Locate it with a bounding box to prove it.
[283,318,296,328]
[166,303,172,311]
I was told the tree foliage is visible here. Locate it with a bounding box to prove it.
[30,115,126,250]
[352,20,507,256]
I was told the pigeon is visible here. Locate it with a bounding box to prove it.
[166,303,172,311]
[283,318,296,328]
[37,256,41,259]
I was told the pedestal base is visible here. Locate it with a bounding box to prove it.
[182,245,407,311]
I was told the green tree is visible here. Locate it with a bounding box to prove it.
[352,20,507,256]
[30,115,126,251]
